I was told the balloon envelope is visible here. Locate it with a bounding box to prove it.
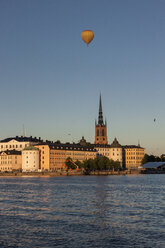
[81,30,94,45]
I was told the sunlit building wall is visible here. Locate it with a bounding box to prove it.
[35,143,96,171]
[0,150,22,172]
[124,146,145,169]
[0,136,41,152]
[22,146,39,172]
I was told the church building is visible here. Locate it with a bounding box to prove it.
[95,94,108,144]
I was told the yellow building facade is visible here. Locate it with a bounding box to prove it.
[35,143,96,171]
[124,145,145,169]
[0,150,22,172]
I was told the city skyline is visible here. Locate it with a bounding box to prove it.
[1,0,165,155]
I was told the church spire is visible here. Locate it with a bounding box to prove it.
[95,94,108,144]
[98,93,104,125]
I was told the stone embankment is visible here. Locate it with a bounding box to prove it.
[0,169,142,177]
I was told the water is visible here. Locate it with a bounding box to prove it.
[0,175,164,248]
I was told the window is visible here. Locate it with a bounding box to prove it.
[97,130,99,136]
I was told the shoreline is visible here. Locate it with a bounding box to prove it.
[0,170,164,177]
[0,170,140,177]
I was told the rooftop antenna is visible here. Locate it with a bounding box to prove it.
[138,140,140,147]
[23,125,25,138]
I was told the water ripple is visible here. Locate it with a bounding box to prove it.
[0,175,165,247]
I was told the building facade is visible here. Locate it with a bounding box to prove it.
[0,150,22,172]
[0,136,42,152]
[35,143,96,171]
[22,146,39,172]
[109,138,123,166]
[124,145,145,169]
[93,138,123,166]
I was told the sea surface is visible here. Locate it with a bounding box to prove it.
[0,175,164,248]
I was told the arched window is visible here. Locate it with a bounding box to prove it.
[102,129,104,136]
[97,129,99,136]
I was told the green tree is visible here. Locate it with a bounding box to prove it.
[75,160,83,169]
[65,157,77,170]
[141,154,150,164]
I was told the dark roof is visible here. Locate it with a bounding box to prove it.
[123,145,144,149]
[36,142,96,152]
[142,162,165,169]
[110,138,122,148]
[93,144,111,148]
[0,150,21,155]
[0,136,43,143]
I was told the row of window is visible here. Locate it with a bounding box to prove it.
[0,161,17,164]
[24,152,37,154]
[126,157,143,160]
[0,167,12,171]
[127,161,141,164]
[0,156,18,159]
[0,144,28,149]
[96,129,105,136]
[127,152,144,155]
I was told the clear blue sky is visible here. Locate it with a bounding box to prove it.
[0,0,165,155]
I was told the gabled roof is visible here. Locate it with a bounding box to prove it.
[142,162,165,169]
[0,150,21,155]
[110,138,122,148]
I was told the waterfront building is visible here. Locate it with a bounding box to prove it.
[95,94,108,144]
[109,138,123,165]
[123,145,145,169]
[141,162,165,172]
[35,143,96,171]
[0,136,42,152]
[22,146,39,172]
[0,150,22,172]
[93,138,123,166]
[94,144,111,158]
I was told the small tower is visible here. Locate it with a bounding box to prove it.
[95,94,108,144]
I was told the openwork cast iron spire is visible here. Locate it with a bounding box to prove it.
[98,94,104,125]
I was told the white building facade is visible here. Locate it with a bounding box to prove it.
[109,138,123,165]
[0,136,41,152]
[94,138,123,166]
[22,146,39,172]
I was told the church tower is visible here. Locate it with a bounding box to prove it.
[95,94,108,144]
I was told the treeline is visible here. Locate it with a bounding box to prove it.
[65,156,122,174]
[141,154,165,164]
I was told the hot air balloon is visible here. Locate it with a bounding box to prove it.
[81,30,94,46]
